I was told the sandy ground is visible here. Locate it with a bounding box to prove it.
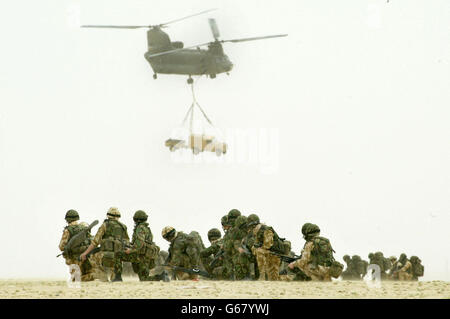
[1,278,449,298]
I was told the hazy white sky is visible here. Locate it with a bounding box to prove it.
[0,0,449,280]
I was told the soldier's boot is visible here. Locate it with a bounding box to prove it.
[112,273,123,282]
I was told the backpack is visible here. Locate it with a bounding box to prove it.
[311,236,335,267]
[413,263,424,277]
[65,224,91,257]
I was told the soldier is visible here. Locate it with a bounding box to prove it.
[200,228,226,279]
[410,256,424,281]
[397,253,413,281]
[341,255,357,280]
[387,256,399,279]
[288,223,342,281]
[352,255,367,279]
[162,226,201,280]
[221,209,242,280]
[230,215,252,280]
[59,210,106,282]
[221,215,230,233]
[371,251,389,279]
[240,213,260,280]
[120,210,160,281]
[251,220,283,281]
[80,207,130,282]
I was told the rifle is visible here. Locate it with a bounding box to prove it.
[270,251,301,264]
[165,265,211,278]
[57,220,99,258]
[209,250,225,268]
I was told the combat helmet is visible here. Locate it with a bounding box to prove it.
[162,226,176,241]
[107,207,121,218]
[207,228,221,241]
[389,256,397,262]
[343,255,351,262]
[352,255,362,262]
[410,256,420,263]
[235,215,248,229]
[247,214,260,227]
[301,223,320,239]
[133,210,148,223]
[227,209,241,226]
[399,253,407,263]
[221,215,229,227]
[65,209,79,222]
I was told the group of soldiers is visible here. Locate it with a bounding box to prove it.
[58,207,422,283]
[341,252,424,281]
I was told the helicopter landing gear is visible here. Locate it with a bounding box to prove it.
[187,76,193,84]
[153,73,157,80]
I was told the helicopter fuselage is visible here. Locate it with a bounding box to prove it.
[143,28,233,78]
[144,48,233,77]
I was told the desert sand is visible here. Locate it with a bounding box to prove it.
[1,278,449,299]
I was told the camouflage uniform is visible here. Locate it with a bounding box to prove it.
[341,255,358,280]
[352,255,368,279]
[88,208,130,281]
[371,252,390,279]
[397,254,413,281]
[119,211,159,281]
[291,223,340,281]
[410,256,424,281]
[241,214,260,280]
[230,216,252,280]
[162,226,201,280]
[200,229,226,279]
[59,211,107,282]
[221,209,242,280]
[252,223,281,281]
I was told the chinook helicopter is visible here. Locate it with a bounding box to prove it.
[82,10,287,84]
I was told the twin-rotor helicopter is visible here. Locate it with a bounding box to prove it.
[82,9,287,84]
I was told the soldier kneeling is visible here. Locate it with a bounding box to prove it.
[288,223,343,281]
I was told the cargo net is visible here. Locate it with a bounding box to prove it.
[165,82,227,156]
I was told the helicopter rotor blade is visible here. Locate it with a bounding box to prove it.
[222,34,288,43]
[208,18,220,40]
[81,25,151,29]
[82,9,217,30]
[146,42,211,58]
[159,9,217,27]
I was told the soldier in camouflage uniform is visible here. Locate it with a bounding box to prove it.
[162,226,201,280]
[229,216,252,280]
[352,255,368,279]
[341,255,358,280]
[59,210,107,282]
[278,240,311,282]
[288,223,342,281]
[221,209,242,280]
[410,256,424,281]
[200,228,226,279]
[387,256,399,280]
[80,207,130,282]
[397,253,413,281]
[120,210,160,281]
[372,251,390,279]
[240,214,260,280]
[221,215,230,233]
[251,221,282,281]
